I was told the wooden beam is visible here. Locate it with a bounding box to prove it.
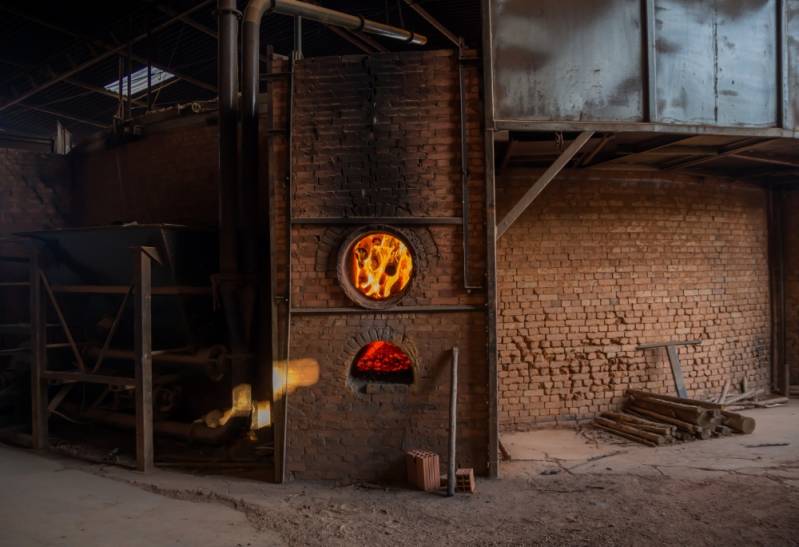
[134,246,159,473]
[496,131,594,239]
[29,250,48,450]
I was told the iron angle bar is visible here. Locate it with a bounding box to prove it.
[291,216,463,225]
[290,304,484,314]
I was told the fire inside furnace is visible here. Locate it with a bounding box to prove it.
[351,341,414,383]
[350,232,413,301]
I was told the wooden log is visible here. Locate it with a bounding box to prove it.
[721,411,756,434]
[627,389,722,410]
[717,381,730,404]
[625,406,701,434]
[713,425,733,437]
[695,427,712,440]
[724,389,764,405]
[601,412,675,436]
[628,397,712,426]
[594,417,667,445]
[594,423,657,447]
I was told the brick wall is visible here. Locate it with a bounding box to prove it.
[497,170,771,431]
[284,50,488,481]
[785,189,799,385]
[0,148,72,322]
[0,148,71,235]
[72,123,219,226]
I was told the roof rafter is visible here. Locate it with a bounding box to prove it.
[0,1,215,113]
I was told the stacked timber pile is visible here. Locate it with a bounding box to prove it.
[593,390,755,446]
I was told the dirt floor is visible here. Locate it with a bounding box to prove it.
[1,402,798,547]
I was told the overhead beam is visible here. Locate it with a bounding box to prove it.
[15,104,110,129]
[579,133,613,167]
[729,153,799,169]
[664,138,779,170]
[65,78,147,107]
[326,25,380,53]
[403,0,461,47]
[496,131,594,239]
[589,135,694,168]
[0,1,214,113]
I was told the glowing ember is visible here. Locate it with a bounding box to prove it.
[353,341,413,378]
[350,232,413,300]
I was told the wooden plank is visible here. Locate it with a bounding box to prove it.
[41,370,135,387]
[29,252,48,449]
[134,247,155,472]
[636,339,702,350]
[717,380,731,404]
[666,344,688,397]
[496,131,594,239]
[40,272,87,372]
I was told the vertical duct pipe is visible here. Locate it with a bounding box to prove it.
[217,0,249,387]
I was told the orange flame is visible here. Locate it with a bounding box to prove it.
[354,341,413,374]
[351,232,413,300]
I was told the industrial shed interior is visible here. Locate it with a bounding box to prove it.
[0,1,797,545]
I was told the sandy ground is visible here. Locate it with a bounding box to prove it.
[1,402,798,547]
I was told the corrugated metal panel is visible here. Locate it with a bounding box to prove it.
[491,0,644,123]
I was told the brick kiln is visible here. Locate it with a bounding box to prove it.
[278,51,489,482]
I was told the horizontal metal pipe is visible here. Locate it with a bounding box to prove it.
[245,0,427,45]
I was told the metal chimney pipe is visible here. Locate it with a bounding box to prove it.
[217,0,249,387]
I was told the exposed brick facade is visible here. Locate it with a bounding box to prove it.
[0,148,72,322]
[496,170,771,431]
[283,50,488,481]
[0,148,71,235]
[785,189,799,385]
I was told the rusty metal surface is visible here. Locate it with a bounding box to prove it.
[488,0,797,134]
[655,0,777,127]
[491,0,644,123]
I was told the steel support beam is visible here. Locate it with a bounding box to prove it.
[15,104,111,129]
[664,138,778,170]
[589,134,693,168]
[403,0,461,47]
[496,131,594,239]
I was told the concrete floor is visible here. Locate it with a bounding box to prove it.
[0,446,279,547]
[502,401,799,482]
[0,401,797,546]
